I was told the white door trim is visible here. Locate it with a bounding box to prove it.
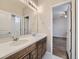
[52,0,71,8]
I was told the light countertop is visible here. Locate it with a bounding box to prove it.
[0,33,47,59]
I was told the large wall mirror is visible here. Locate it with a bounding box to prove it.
[0,0,38,38]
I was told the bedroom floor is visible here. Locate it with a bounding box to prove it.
[53,37,67,59]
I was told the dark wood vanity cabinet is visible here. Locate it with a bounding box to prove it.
[37,37,47,59]
[6,37,47,59]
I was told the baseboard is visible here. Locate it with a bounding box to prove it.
[66,51,69,59]
[53,36,66,39]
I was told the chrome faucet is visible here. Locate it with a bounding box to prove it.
[12,35,19,41]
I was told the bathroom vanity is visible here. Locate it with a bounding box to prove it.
[0,33,47,59]
[6,37,47,59]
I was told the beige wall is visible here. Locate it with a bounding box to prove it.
[0,0,25,16]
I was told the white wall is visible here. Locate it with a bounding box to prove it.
[0,0,25,16]
[76,0,78,59]
[53,16,67,38]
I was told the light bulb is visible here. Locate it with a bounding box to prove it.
[64,15,67,18]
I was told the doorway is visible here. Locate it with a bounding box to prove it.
[52,2,72,59]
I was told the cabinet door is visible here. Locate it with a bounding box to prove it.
[43,40,46,54]
[30,49,37,59]
[37,40,42,59]
[42,43,46,56]
[42,38,47,56]
[38,55,42,59]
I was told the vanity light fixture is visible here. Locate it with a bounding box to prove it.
[27,1,37,11]
[19,0,38,12]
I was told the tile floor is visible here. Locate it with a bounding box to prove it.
[42,52,63,59]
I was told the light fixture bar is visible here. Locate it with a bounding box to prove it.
[19,0,38,11]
